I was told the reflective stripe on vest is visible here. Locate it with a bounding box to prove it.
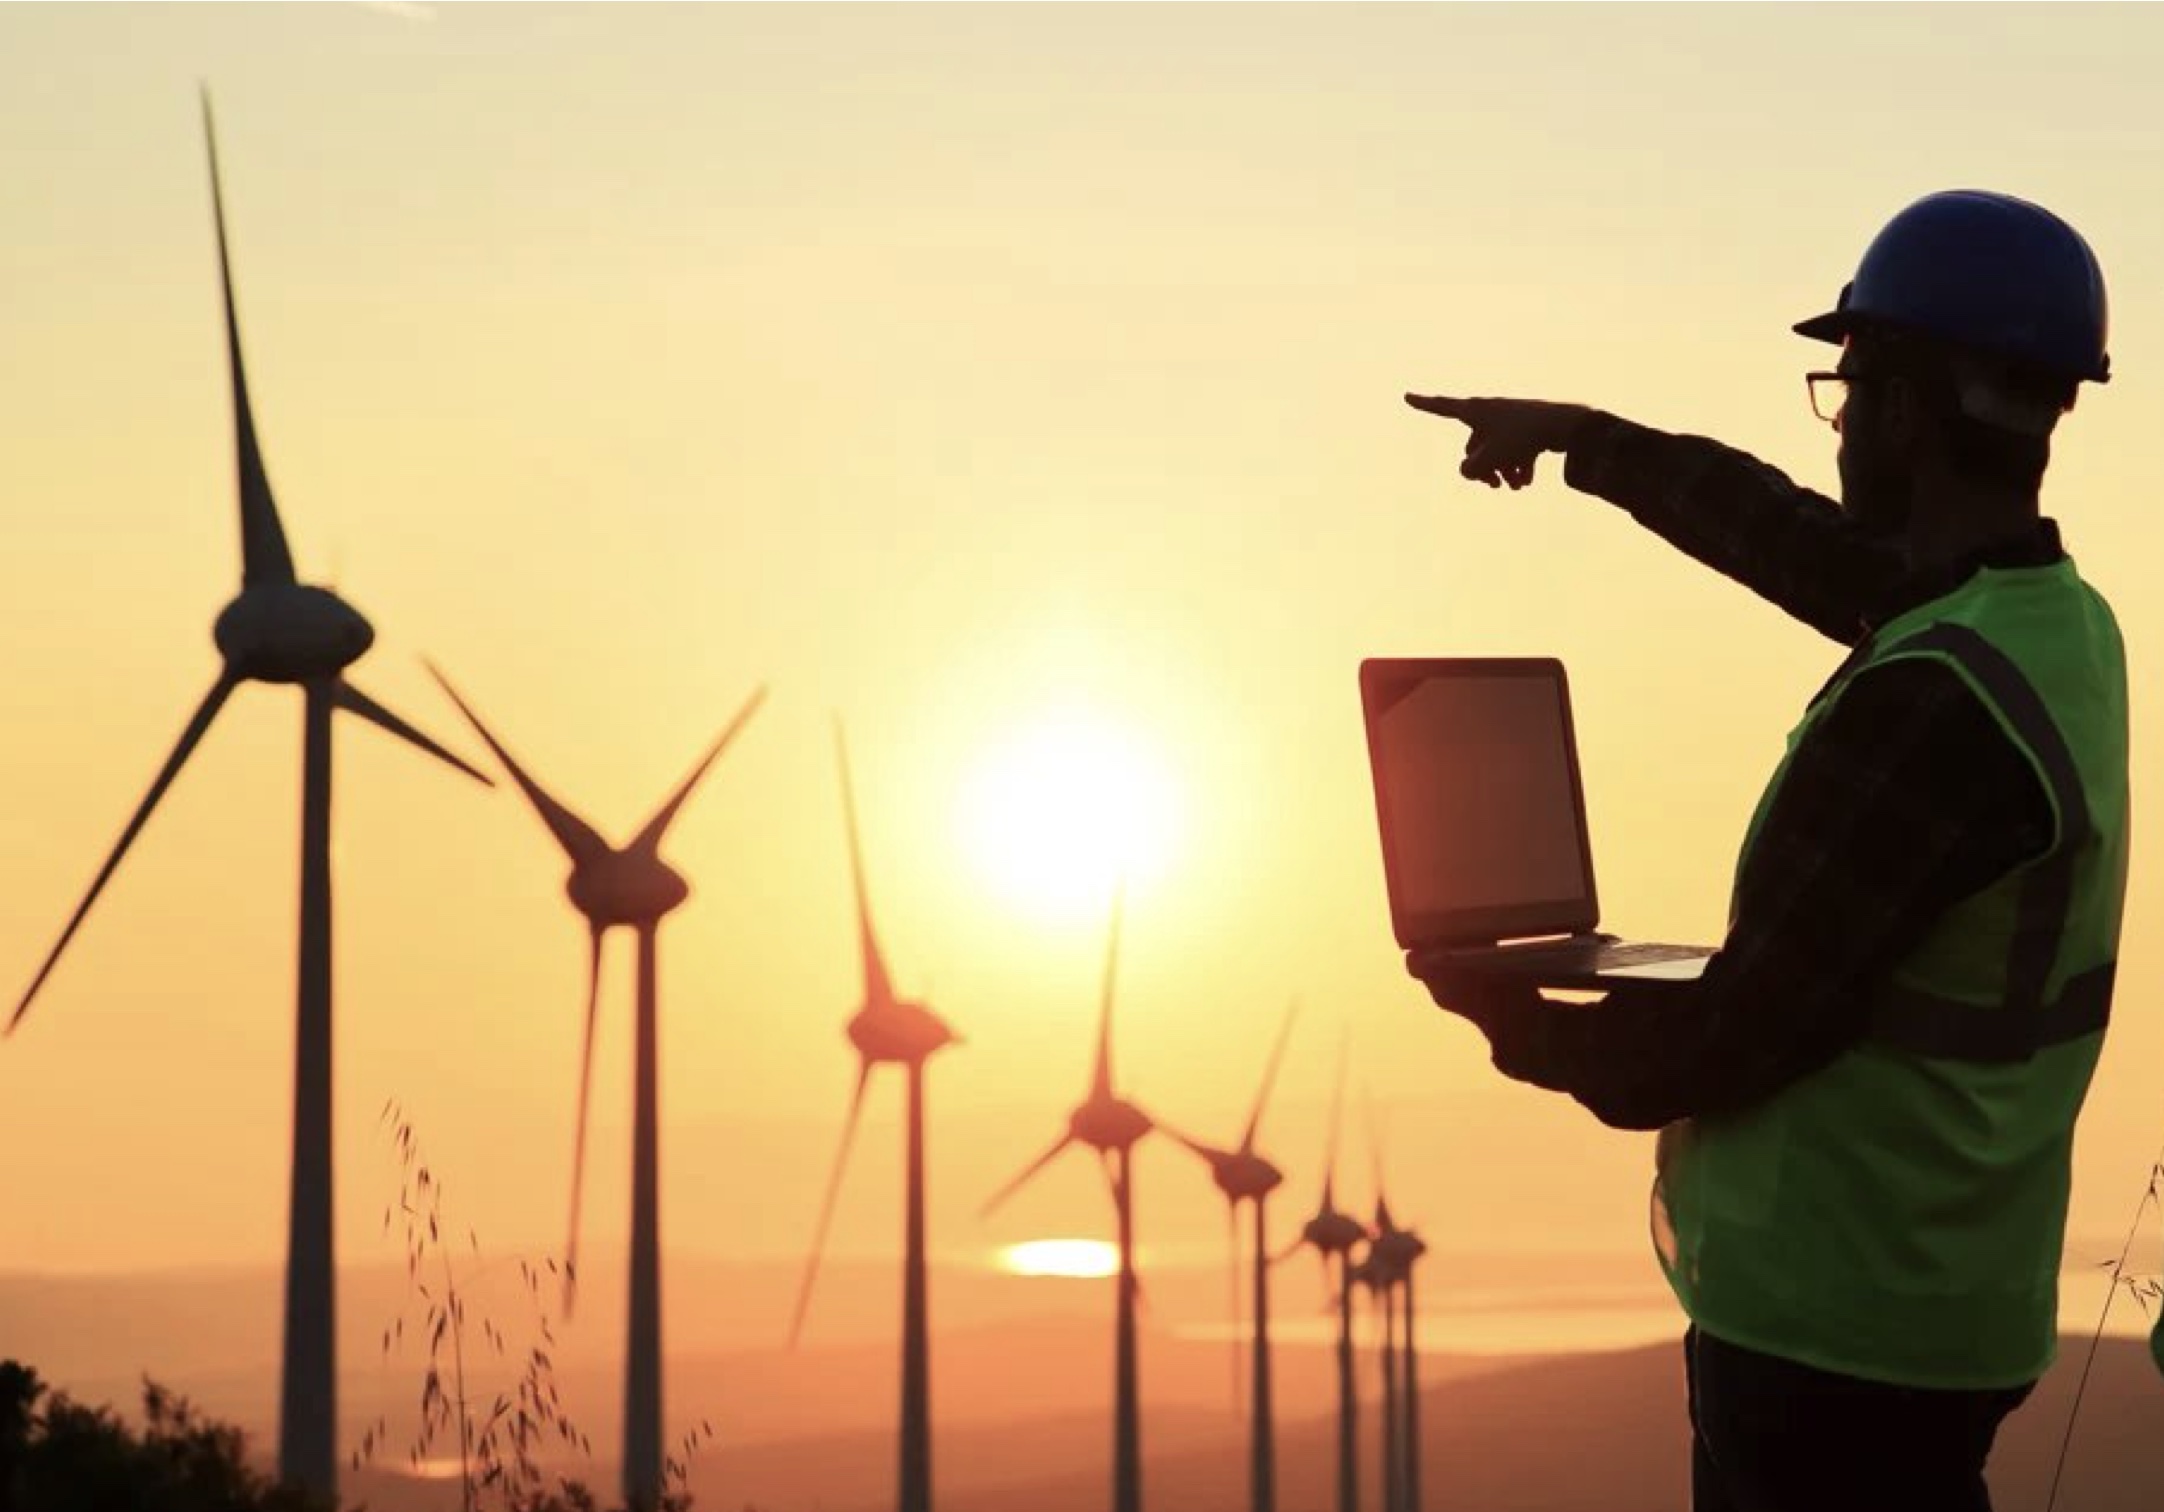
[1864,623,2111,1064]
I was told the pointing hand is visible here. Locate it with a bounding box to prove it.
[1403,394,1594,491]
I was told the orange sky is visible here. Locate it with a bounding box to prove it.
[1,3,2160,1358]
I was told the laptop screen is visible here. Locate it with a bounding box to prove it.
[1360,658,1600,948]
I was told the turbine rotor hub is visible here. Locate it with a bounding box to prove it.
[213,584,373,682]
[848,1003,957,1064]
[1303,1210,1368,1253]
[1071,1097,1152,1152]
[1216,1155,1284,1203]
[567,857,690,926]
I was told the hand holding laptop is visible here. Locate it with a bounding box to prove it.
[1405,946,1549,1029]
[1360,658,1713,991]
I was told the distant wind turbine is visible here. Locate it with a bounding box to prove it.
[6,93,493,1502]
[428,665,765,1512]
[1284,1030,1366,1512]
[982,887,1155,1512]
[1364,1104,1429,1512]
[789,719,960,1512]
[1354,1240,1404,1512]
[1162,1002,1300,1512]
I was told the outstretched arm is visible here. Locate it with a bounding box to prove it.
[1406,395,1905,646]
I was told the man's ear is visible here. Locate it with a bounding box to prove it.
[1882,371,1923,447]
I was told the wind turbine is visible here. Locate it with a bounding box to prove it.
[1365,1194,1429,1512]
[1362,1099,1429,1512]
[6,95,492,1501]
[1284,1032,1366,1512]
[789,719,960,1512]
[1355,1239,1404,1512]
[427,666,765,1512]
[982,887,1154,1512]
[1161,1003,1299,1512]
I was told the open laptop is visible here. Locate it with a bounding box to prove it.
[1360,657,1713,986]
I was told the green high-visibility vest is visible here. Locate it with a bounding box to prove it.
[1654,556,2130,1389]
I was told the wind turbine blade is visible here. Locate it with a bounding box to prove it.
[1320,1024,1350,1202]
[426,662,610,865]
[980,1132,1075,1218]
[1365,1081,1390,1218]
[1157,1121,1229,1168]
[563,925,605,1317]
[334,681,493,786]
[200,89,295,590]
[790,1061,874,1349]
[10,673,237,1034]
[630,684,768,854]
[1089,881,1126,1101]
[1240,998,1300,1152]
[833,718,894,1007]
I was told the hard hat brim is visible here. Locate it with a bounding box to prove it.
[1793,309,1849,346]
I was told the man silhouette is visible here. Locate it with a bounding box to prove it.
[1405,191,2129,1512]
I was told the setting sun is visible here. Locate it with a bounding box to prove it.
[956,704,1181,922]
[997,1239,1121,1280]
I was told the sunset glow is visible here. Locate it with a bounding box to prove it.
[956,705,1181,922]
[3,10,2162,1509]
[997,1239,1120,1279]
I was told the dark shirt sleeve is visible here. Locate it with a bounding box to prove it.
[1563,413,1909,647]
[1472,658,2055,1130]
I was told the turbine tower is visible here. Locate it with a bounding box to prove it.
[429,666,765,1512]
[7,95,492,1501]
[1355,1239,1404,1512]
[1361,1098,1429,1512]
[789,719,960,1512]
[982,888,1154,1512]
[1369,1195,1429,1512]
[1162,1003,1299,1512]
[1285,1032,1365,1512]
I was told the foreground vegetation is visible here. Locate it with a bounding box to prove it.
[0,1360,703,1512]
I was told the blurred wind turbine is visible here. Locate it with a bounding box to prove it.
[1284,1029,1366,1512]
[982,886,1155,1512]
[429,666,765,1512]
[1162,1002,1299,1512]
[789,719,960,1512]
[6,93,492,1502]
[1365,1103,1430,1512]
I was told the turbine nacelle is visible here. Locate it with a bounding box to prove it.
[566,855,690,927]
[213,584,374,683]
[848,1002,957,1065]
[1197,1146,1284,1204]
[1371,1225,1427,1274]
[1300,1206,1369,1256]
[1071,1095,1153,1153]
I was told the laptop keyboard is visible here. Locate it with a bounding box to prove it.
[1588,940,1711,968]
[1448,936,1711,971]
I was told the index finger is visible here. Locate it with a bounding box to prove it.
[1403,392,1474,422]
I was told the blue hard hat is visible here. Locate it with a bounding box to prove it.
[1795,190,2111,383]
